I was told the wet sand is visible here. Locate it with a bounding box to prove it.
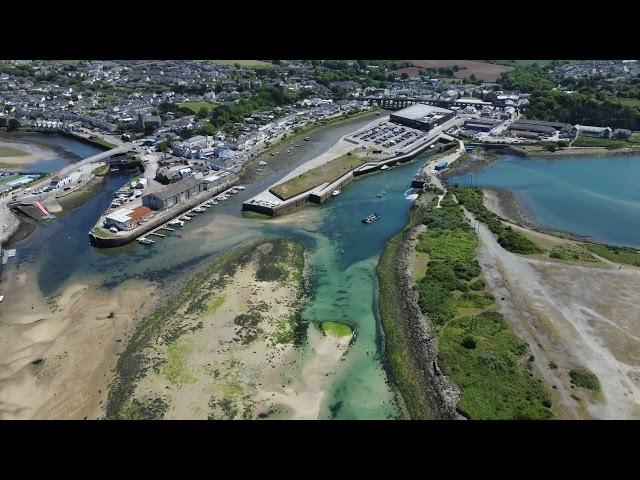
[0,139,56,169]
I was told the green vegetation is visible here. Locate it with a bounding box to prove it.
[572,136,639,149]
[208,60,274,69]
[498,63,640,130]
[583,243,640,267]
[241,210,271,220]
[85,136,116,149]
[613,97,640,108]
[270,152,370,200]
[209,86,310,132]
[0,146,27,157]
[415,194,553,419]
[450,187,543,254]
[549,244,600,263]
[92,164,109,176]
[491,60,554,68]
[377,205,443,419]
[320,321,353,338]
[438,312,552,419]
[105,238,305,419]
[569,369,601,391]
[176,101,214,115]
[162,339,196,385]
[204,295,226,316]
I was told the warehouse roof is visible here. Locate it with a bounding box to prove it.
[391,103,454,122]
[144,177,202,202]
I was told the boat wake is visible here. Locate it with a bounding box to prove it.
[404,188,418,201]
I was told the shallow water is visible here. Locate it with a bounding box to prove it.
[448,154,640,248]
[0,132,104,173]
[3,129,431,419]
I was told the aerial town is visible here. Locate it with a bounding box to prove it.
[1,59,640,422]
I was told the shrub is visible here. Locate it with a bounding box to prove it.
[461,336,477,349]
[569,369,601,391]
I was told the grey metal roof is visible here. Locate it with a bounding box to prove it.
[144,177,202,201]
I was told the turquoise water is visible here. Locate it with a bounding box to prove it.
[4,130,429,419]
[448,154,640,248]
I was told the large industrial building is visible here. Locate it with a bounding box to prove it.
[389,104,456,131]
[142,176,205,211]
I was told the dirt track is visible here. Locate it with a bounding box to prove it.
[469,212,640,419]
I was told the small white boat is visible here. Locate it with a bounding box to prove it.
[212,201,219,206]
[236,185,245,190]
[193,207,205,213]
[0,295,5,303]
[332,190,341,197]
[259,161,267,166]
[168,220,184,227]
[138,237,154,245]
[381,165,389,170]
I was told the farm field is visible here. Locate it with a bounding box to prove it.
[409,60,513,82]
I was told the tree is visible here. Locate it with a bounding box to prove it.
[0,117,6,128]
[144,124,156,136]
[7,118,20,132]
[196,107,208,119]
[400,72,409,80]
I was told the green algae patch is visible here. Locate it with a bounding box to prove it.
[320,321,353,338]
[204,295,226,316]
[162,339,196,386]
[569,369,601,391]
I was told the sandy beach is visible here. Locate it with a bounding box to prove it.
[0,138,56,169]
[0,267,157,419]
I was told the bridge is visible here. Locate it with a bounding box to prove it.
[362,96,511,111]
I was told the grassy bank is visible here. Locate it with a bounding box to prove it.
[415,193,553,419]
[450,186,544,254]
[270,152,370,200]
[583,243,640,266]
[176,101,214,114]
[572,136,640,149]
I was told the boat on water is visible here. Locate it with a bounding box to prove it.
[304,137,310,141]
[376,186,389,198]
[212,201,219,206]
[332,190,341,197]
[236,185,246,190]
[168,220,185,227]
[193,207,205,213]
[0,295,4,302]
[259,161,267,166]
[362,213,381,224]
[381,165,389,170]
[138,237,154,245]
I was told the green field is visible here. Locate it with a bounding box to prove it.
[207,60,274,69]
[613,97,640,108]
[0,146,27,157]
[572,136,639,148]
[176,101,214,114]
[270,153,371,200]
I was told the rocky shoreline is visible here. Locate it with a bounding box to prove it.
[392,206,464,420]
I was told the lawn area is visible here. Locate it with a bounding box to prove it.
[176,101,214,114]
[572,136,639,148]
[415,193,553,419]
[0,146,27,157]
[208,60,274,69]
[270,153,370,200]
